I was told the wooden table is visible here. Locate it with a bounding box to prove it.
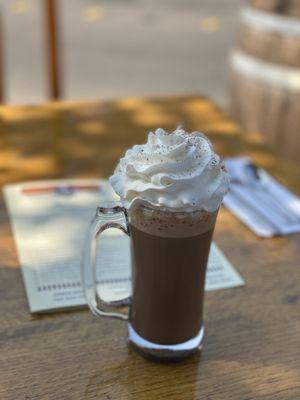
[0,96,299,400]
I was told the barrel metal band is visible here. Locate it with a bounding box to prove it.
[241,6,300,37]
[231,51,300,91]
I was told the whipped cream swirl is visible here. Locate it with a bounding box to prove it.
[109,128,230,212]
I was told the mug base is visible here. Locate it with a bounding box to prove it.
[128,324,204,362]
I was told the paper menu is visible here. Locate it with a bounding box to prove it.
[206,243,244,291]
[3,179,244,313]
[3,179,117,312]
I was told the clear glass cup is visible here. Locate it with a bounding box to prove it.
[82,201,218,362]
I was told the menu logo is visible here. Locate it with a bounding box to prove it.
[22,185,100,196]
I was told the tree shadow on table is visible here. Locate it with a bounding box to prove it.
[3,96,298,191]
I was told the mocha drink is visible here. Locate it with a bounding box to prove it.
[108,127,229,360]
[129,205,218,345]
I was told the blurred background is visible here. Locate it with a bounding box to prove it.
[1,0,241,107]
[1,0,300,164]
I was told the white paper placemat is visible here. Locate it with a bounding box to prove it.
[4,179,244,313]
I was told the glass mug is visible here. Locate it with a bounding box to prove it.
[82,200,218,361]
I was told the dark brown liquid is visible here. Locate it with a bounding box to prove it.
[129,225,214,345]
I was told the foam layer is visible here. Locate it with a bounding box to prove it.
[129,203,218,238]
[110,127,230,212]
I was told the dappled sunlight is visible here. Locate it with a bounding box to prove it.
[76,121,106,136]
[206,120,241,135]
[1,95,299,195]
[131,104,176,126]
[0,149,22,165]
[1,105,52,122]
[181,98,242,135]
[182,97,217,114]
[0,152,57,186]
[0,150,54,170]
[117,97,177,126]
[249,151,275,168]
[116,97,148,110]
[244,131,265,145]
[51,100,108,117]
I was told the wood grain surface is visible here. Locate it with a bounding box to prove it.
[238,22,300,68]
[230,66,300,165]
[0,96,299,400]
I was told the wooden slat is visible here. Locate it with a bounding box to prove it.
[0,96,299,400]
[237,22,300,68]
[45,0,61,99]
[230,55,300,164]
[0,11,4,103]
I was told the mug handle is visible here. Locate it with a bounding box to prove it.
[81,203,131,321]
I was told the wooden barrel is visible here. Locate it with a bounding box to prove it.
[231,1,300,163]
[250,0,300,18]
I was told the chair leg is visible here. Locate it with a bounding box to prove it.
[45,0,61,100]
[0,11,4,103]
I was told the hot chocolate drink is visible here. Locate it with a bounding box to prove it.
[129,205,217,345]
[105,127,230,360]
